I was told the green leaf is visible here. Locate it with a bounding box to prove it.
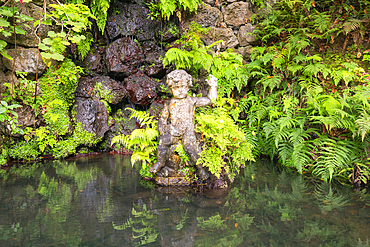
[40,52,52,59]
[0,9,13,17]
[50,53,65,61]
[38,43,49,51]
[42,38,53,45]
[48,31,57,38]
[0,18,10,27]
[1,50,13,60]
[14,26,26,35]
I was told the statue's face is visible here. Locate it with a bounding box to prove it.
[170,80,189,99]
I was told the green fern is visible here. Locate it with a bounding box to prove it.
[91,0,110,34]
[313,137,354,182]
[111,109,159,172]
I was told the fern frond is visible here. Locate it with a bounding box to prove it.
[313,137,353,182]
[111,134,131,149]
[355,111,370,141]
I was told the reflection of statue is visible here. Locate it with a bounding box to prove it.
[149,70,218,181]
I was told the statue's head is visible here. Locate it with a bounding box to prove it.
[166,70,193,99]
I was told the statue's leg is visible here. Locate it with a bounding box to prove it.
[183,132,209,180]
[149,134,178,173]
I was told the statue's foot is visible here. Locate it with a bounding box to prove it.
[149,162,162,173]
[198,167,209,181]
[157,166,175,177]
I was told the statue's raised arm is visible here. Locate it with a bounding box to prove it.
[194,74,218,107]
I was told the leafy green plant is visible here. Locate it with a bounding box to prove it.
[35,3,95,61]
[0,4,33,59]
[196,100,255,180]
[111,108,159,178]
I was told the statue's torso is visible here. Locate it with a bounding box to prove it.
[168,96,195,136]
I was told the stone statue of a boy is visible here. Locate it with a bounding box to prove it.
[149,70,218,180]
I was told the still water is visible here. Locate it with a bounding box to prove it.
[1,154,370,246]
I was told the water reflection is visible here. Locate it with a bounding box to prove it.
[0,154,369,246]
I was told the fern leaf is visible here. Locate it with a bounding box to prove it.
[356,111,370,141]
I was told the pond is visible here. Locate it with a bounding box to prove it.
[0,154,370,246]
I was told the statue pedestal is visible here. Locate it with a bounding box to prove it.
[154,145,194,186]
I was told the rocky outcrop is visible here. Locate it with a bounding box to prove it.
[142,43,166,77]
[106,3,159,41]
[125,71,157,105]
[105,37,144,78]
[185,4,221,28]
[82,47,106,75]
[238,23,257,46]
[75,76,129,104]
[2,48,47,77]
[224,2,253,27]
[74,98,109,138]
[202,27,239,50]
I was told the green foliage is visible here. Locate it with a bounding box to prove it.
[152,0,202,21]
[111,109,159,178]
[35,3,95,61]
[163,23,249,97]
[0,101,21,131]
[236,0,370,184]
[91,0,110,34]
[9,140,41,162]
[196,100,255,180]
[0,5,33,60]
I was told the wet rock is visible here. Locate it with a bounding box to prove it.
[0,3,55,47]
[224,2,253,27]
[124,71,157,105]
[184,4,221,28]
[142,43,166,77]
[149,101,164,119]
[74,97,109,138]
[157,23,180,42]
[105,37,144,78]
[105,107,138,151]
[155,176,191,186]
[237,45,253,61]
[82,47,106,75]
[106,3,159,41]
[238,24,257,46]
[0,70,8,97]
[75,76,129,104]
[14,105,36,129]
[201,27,239,50]
[2,48,47,78]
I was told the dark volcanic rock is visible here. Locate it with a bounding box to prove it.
[75,76,129,104]
[106,3,159,41]
[74,97,109,138]
[82,47,106,74]
[124,71,157,105]
[142,43,166,77]
[105,37,144,78]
